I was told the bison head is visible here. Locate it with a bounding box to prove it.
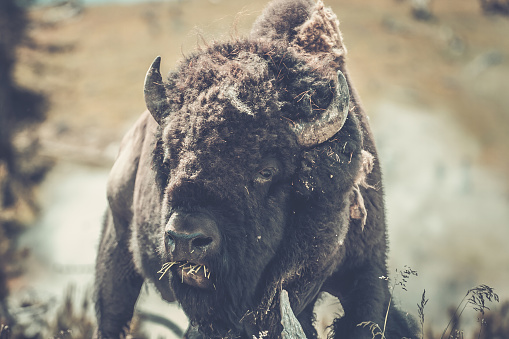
[143,5,367,338]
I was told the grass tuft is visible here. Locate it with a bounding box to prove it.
[358,267,502,339]
[440,284,499,339]
[418,289,429,338]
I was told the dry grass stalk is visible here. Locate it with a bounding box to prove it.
[158,261,211,281]
[157,262,176,280]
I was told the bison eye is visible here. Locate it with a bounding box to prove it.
[259,168,274,179]
[254,159,281,185]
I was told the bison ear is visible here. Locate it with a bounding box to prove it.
[250,0,315,43]
[349,150,375,230]
[292,0,347,59]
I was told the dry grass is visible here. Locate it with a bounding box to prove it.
[358,268,503,339]
[158,261,211,281]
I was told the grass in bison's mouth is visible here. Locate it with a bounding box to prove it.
[158,261,211,281]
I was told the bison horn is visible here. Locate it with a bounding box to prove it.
[290,70,350,148]
[144,56,169,125]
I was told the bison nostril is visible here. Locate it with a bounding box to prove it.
[165,229,215,255]
[165,233,176,252]
[191,237,213,249]
[166,232,175,244]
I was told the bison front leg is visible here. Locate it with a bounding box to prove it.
[94,210,144,338]
[328,265,418,339]
[330,265,388,338]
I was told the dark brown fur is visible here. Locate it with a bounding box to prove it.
[94,1,419,338]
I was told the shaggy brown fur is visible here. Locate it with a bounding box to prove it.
[93,1,419,338]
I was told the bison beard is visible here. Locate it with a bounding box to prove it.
[93,0,420,338]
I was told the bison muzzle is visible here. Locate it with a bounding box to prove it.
[93,0,420,338]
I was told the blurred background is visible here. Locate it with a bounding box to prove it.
[1,0,508,337]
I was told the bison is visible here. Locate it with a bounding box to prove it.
[94,0,419,338]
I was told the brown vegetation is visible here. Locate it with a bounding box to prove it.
[0,0,49,329]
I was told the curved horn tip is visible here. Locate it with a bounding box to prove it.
[145,56,163,85]
[145,56,162,81]
[336,69,350,114]
[336,70,349,98]
[151,56,162,71]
